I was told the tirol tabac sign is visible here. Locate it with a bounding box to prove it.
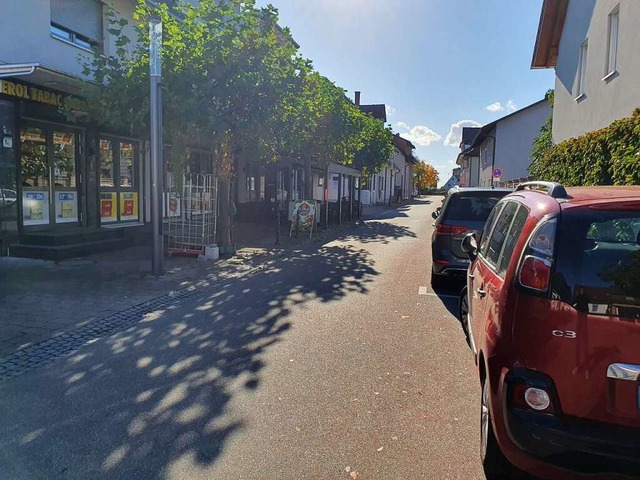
[0,79,87,111]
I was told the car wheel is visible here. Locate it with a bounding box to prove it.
[481,378,518,479]
[430,268,447,289]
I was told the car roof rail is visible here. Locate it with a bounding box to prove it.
[514,181,568,199]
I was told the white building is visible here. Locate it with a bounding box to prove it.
[457,100,551,187]
[532,0,640,142]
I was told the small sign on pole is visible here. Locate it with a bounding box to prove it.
[492,168,502,183]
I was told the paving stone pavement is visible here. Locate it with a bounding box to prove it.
[0,278,209,381]
[0,202,407,368]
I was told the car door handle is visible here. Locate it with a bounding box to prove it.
[607,363,640,381]
[477,288,486,298]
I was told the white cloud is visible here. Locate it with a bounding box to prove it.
[385,105,396,118]
[485,100,518,113]
[396,121,410,130]
[444,119,482,147]
[485,102,503,112]
[400,125,442,146]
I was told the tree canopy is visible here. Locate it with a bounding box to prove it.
[80,0,393,175]
[414,161,439,191]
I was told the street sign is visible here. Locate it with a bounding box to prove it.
[492,168,502,178]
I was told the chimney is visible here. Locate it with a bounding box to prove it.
[355,91,361,106]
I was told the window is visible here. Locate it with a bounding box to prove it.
[497,206,529,274]
[552,209,640,320]
[444,192,508,223]
[119,142,135,188]
[479,203,504,257]
[99,139,114,187]
[576,40,588,99]
[50,0,103,51]
[605,6,619,79]
[484,202,518,266]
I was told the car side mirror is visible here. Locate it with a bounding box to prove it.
[432,207,441,220]
[461,232,478,260]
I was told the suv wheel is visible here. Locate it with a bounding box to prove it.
[481,378,518,479]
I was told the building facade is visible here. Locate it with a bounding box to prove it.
[457,100,550,187]
[532,0,640,142]
[0,0,149,257]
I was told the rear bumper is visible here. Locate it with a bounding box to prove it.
[502,372,640,477]
[431,252,469,276]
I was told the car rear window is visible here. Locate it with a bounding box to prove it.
[443,192,508,222]
[552,208,640,319]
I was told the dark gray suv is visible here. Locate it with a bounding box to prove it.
[431,187,511,288]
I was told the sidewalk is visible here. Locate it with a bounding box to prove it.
[0,201,412,359]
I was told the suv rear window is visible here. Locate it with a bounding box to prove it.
[552,208,640,320]
[443,192,507,222]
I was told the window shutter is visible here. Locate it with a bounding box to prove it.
[50,0,103,42]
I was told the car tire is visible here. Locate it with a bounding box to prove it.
[430,268,447,289]
[481,378,519,480]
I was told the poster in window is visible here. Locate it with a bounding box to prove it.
[55,191,78,223]
[100,192,117,223]
[119,192,138,221]
[168,192,181,218]
[22,191,49,226]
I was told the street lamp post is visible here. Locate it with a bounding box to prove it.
[149,15,163,276]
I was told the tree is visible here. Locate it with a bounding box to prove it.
[529,89,554,178]
[79,0,393,244]
[414,161,439,192]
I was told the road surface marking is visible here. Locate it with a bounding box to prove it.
[418,286,458,299]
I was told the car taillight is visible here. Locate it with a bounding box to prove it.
[511,383,555,414]
[518,218,557,293]
[436,224,469,236]
[519,256,552,291]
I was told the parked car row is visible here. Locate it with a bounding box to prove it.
[432,182,640,479]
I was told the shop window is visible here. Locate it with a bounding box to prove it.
[99,137,139,223]
[99,139,114,187]
[119,142,135,187]
[52,132,76,188]
[50,0,103,51]
[20,128,48,188]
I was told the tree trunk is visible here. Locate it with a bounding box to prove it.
[217,179,232,246]
[304,158,313,200]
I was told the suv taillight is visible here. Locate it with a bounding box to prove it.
[436,224,469,236]
[518,218,557,293]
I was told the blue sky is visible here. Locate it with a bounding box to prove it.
[255,0,555,185]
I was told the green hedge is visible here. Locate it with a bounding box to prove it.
[529,108,640,185]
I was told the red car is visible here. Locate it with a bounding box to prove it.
[459,181,640,479]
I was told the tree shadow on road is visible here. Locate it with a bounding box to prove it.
[0,244,378,479]
[337,220,417,245]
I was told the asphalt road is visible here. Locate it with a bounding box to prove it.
[0,197,484,480]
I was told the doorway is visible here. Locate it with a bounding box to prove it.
[19,124,82,228]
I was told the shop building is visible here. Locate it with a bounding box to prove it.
[0,0,149,259]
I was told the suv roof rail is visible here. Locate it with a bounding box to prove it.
[515,181,568,199]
